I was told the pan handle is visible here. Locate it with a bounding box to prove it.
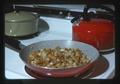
[5,35,25,51]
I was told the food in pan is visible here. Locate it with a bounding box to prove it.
[28,47,91,69]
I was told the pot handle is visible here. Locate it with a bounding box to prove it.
[71,4,114,23]
[71,16,80,23]
[83,4,114,20]
[5,35,25,51]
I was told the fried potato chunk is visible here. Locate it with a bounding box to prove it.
[28,47,91,69]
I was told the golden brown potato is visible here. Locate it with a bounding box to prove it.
[28,47,91,69]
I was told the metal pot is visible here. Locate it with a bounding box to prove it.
[5,11,39,37]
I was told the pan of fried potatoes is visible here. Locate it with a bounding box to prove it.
[5,36,99,78]
[19,40,99,77]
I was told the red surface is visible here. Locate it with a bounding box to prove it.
[25,56,109,79]
[72,19,115,51]
[25,62,94,77]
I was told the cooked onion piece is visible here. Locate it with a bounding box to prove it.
[28,47,91,69]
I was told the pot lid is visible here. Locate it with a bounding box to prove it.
[5,11,36,22]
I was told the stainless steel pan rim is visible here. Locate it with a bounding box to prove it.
[20,40,100,70]
[26,62,92,70]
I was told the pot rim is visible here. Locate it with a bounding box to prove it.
[5,18,38,23]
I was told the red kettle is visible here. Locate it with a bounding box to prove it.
[72,4,115,52]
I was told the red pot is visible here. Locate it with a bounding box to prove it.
[72,4,115,52]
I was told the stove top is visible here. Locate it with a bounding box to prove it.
[5,16,115,79]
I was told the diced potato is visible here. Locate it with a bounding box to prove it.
[28,47,91,69]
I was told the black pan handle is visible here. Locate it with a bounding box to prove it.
[83,4,114,20]
[71,16,80,23]
[5,35,25,51]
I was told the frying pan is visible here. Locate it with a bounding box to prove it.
[5,36,100,78]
